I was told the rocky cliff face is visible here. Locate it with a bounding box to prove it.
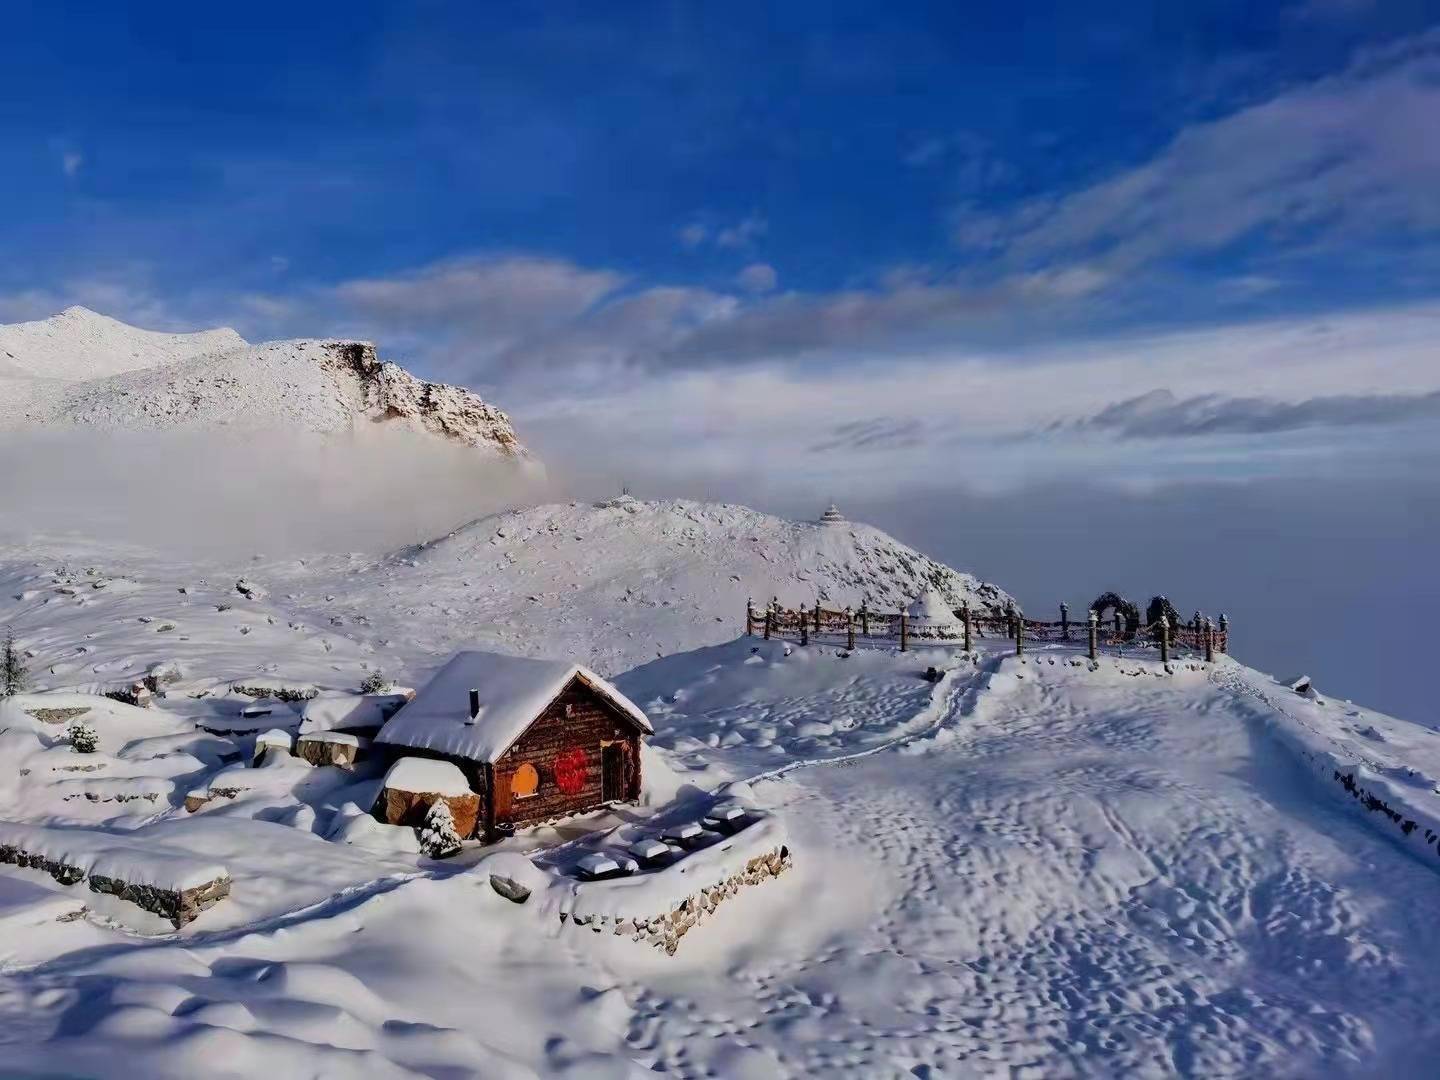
[323,343,525,456]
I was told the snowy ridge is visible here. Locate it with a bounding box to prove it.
[305,497,1014,675]
[0,309,530,458]
[0,306,245,382]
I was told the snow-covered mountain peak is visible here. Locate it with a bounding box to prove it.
[0,310,531,460]
[0,306,247,382]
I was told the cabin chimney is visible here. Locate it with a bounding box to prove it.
[467,688,481,724]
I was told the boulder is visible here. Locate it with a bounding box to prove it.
[382,787,480,839]
[380,758,479,837]
[295,732,368,770]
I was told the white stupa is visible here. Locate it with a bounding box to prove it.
[905,590,961,637]
[818,502,848,527]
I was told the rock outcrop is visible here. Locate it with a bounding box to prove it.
[321,343,525,455]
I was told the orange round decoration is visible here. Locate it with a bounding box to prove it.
[554,747,588,795]
[512,762,539,797]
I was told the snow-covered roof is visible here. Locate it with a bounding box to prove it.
[376,650,652,764]
[299,692,408,735]
[906,590,958,623]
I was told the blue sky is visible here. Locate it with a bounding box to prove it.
[6,2,1439,326]
[4,0,1439,485]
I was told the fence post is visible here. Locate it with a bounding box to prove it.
[961,601,972,653]
[813,601,821,633]
[800,612,808,646]
[860,602,869,637]
[1218,613,1228,653]
[1113,611,1123,639]
[1204,617,1214,663]
[846,607,855,651]
[1015,609,1024,657]
[746,597,754,636]
[1060,602,1070,641]
[1005,602,1015,640]
[1088,609,1098,661]
[763,603,772,640]
[899,611,908,653]
[1159,615,1169,664]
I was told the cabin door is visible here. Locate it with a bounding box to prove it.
[601,743,624,802]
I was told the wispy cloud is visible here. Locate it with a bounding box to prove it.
[808,417,927,453]
[1062,386,1440,438]
[334,256,623,336]
[955,31,1440,274]
[735,263,778,294]
[61,150,83,178]
[679,215,769,251]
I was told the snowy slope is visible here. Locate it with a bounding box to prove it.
[0,308,529,458]
[274,497,1014,676]
[3,627,1440,1075]
[0,498,1011,690]
[0,306,244,382]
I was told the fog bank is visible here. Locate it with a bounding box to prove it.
[0,428,549,557]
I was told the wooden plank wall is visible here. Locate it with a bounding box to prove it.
[491,679,642,830]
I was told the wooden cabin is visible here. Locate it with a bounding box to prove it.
[375,651,651,841]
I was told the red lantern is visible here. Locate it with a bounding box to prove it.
[554,747,588,795]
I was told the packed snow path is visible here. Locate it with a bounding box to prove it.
[621,657,1440,1077]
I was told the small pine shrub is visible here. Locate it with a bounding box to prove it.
[68,718,99,754]
[359,670,388,695]
[419,799,462,858]
[0,627,27,698]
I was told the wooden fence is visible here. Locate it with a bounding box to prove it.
[745,598,1229,662]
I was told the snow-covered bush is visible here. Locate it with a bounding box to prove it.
[359,670,389,695]
[0,627,27,698]
[67,718,99,754]
[419,799,462,858]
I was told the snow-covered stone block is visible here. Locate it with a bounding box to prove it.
[295,730,368,770]
[380,758,480,838]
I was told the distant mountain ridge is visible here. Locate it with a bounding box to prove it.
[0,307,529,459]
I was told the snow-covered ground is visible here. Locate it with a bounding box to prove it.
[2,501,1440,1075]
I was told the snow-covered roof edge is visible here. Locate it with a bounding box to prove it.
[376,651,652,764]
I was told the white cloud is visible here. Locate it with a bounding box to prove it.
[522,301,1440,498]
[677,223,708,248]
[735,263,778,294]
[61,151,83,178]
[715,214,768,249]
[956,31,1440,273]
[335,255,622,332]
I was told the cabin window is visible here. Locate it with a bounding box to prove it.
[512,762,540,799]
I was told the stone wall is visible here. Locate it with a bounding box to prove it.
[0,839,230,929]
[559,845,791,955]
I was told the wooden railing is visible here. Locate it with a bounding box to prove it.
[745,599,1229,661]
